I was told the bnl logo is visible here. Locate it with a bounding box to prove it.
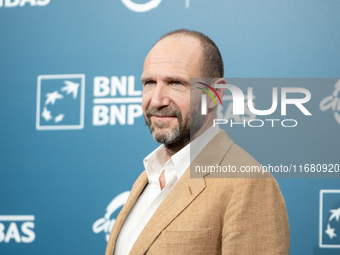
[92,76,143,126]
[36,74,85,130]
[319,190,340,248]
[0,215,35,243]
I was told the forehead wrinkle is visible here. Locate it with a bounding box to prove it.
[143,57,201,77]
[144,56,192,68]
[142,72,189,84]
[143,61,191,80]
[143,61,190,72]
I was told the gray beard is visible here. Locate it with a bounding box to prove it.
[145,105,205,147]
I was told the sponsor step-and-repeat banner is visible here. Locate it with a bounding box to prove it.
[0,1,339,254]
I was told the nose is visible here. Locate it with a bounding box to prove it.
[149,83,171,109]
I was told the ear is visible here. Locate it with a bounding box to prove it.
[207,78,227,109]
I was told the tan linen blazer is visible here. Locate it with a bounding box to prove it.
[105,130,290,255]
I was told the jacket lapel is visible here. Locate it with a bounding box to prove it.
[191,129,234,178]
[129,130,233,255]
[105,171,148,255]
[128,168,206,255]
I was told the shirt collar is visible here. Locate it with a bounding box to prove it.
[143,125,220,184]
[143,145,168,184]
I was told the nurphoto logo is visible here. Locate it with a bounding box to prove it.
[196,81,312,128]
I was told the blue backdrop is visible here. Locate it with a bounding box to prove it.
[0,0,340,254]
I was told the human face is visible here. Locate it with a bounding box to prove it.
[141,36,203,146]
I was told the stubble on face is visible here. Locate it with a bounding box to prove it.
[144,103,187,146]
[144,102,205,156]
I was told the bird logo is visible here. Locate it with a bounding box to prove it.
[41,80,80,123]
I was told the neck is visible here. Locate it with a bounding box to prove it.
[164,138,190,157]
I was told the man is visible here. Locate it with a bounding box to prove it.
[105,29,290,255]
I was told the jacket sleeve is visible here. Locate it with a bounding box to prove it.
[222,177,290,255]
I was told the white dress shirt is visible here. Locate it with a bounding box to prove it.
[113,125,220,255]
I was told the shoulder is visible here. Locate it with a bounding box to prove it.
[205,142,274,180]
[202,142,287,220]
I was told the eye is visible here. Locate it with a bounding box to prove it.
[171,81,182,86]
[144,81,156,86]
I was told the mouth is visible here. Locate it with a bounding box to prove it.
[151,115,176,121]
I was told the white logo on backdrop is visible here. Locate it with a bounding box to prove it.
[92,76,143,126]
[36,74,144,131]
[36,74,85,130]
[0,215,35,243]
[121,0,190,12]
[0,0,50,8]
[121,0,161,12]
[320,79,340,125]
[92,191,130,242]
[319,190,340,248]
